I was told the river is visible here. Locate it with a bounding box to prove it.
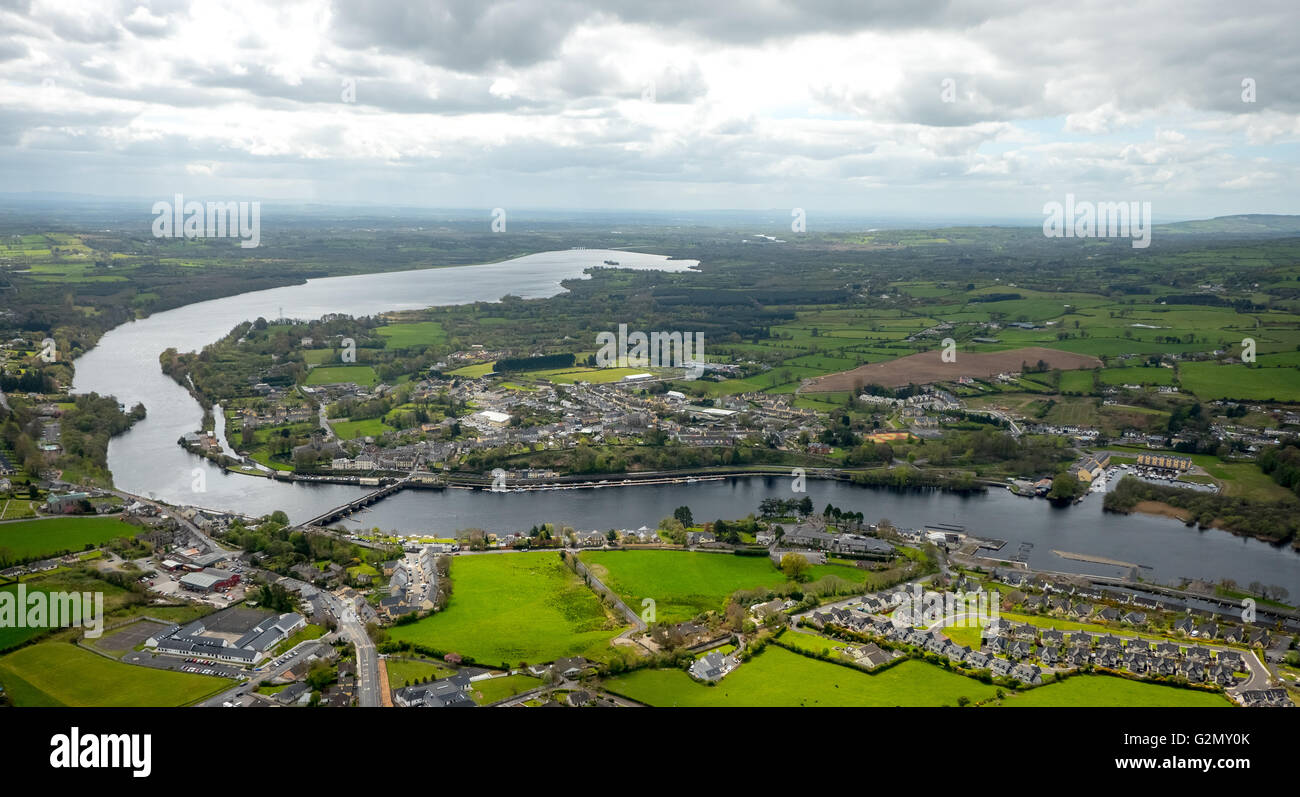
[69,249,1300,595]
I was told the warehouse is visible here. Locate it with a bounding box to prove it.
[178,568,240,593]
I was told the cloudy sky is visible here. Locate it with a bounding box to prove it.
[1,0,1298,221]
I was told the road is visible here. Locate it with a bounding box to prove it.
[318,584,382,707]
[106,487,234,553]
[274,574,382,707]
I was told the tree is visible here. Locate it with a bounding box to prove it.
[673,505,694,527]
[780,553,810,582]
[1047,471,1083,501]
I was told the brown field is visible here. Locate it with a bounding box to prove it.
[800,347,1101,392]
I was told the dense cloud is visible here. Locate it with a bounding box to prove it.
[0,0,1296,218]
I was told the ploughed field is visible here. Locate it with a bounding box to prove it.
[802,346,1102,392]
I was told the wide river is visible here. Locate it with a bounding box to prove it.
[70,250,1299,594]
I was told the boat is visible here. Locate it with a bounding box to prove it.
[603,259,619,265]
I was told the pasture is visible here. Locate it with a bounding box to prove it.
[0,643,235,706]
[579,550,788,624]
[388,552,623,667]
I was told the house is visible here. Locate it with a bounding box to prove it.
[551,657,590,680]
[394,674,474,707]
[1039,645,1060,665]
[1098,607,1120,623]
[690,651,738,682]
[1008,639,1032,660]
[1194,621,1217,639]
[1040,629,1065,647]
[275,682,313,706]
[946,644,971,665]
[1247,628,1270,648]
[1173,617,1196,636]
[750,599,786,621]
[1011,663,1043,685]
[851,643,893,669]
[1122,611,1147,625]
[1070,603,1093,618]
[990,658,1014,676]
[964,650,991,670]
[565,690,593,707]
[1209,665,1236,686]
[1067,648,1091,668]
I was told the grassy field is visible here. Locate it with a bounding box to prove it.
[304,365,379,387]
[385,657,454,689]
[329,417,394,440]
[470,673,541,705]
[580,550,788,624]
[388,552,623,667]
[1004,675,1231,707]
[1178,362,1300,402]
[0,643,235,706]
[0,584,59,650]
[377,321,447,349]
[0,516,140,562]
[605,646,997,707]
[778,629,859,661]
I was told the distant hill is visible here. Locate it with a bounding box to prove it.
[1157,214,1300,235]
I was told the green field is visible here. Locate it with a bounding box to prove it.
[0,516,139,562]
[1178,362,1300,402]
[470,673,541,705]
[1098,366,1176,386]
[388,553,623,667]
[377,321,447,349]
[580,550,788,624]
[0,643,235,706]
[1004,675,1230,707]
[385,657,454,689]
[329,417,394,440]
[304,365,379,387]
[605,646,996,707]
[0,584,58,650]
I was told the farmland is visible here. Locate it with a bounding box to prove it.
[604,646,997,707]
[0,643,235,707]
[388,552,624,667]
[0,516,141,564]
[803,347,1102,392]
[304,365,379,387]
[579,550,788,624]
[1003,675,1231,707]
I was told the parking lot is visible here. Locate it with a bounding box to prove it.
[120,649,247,680]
